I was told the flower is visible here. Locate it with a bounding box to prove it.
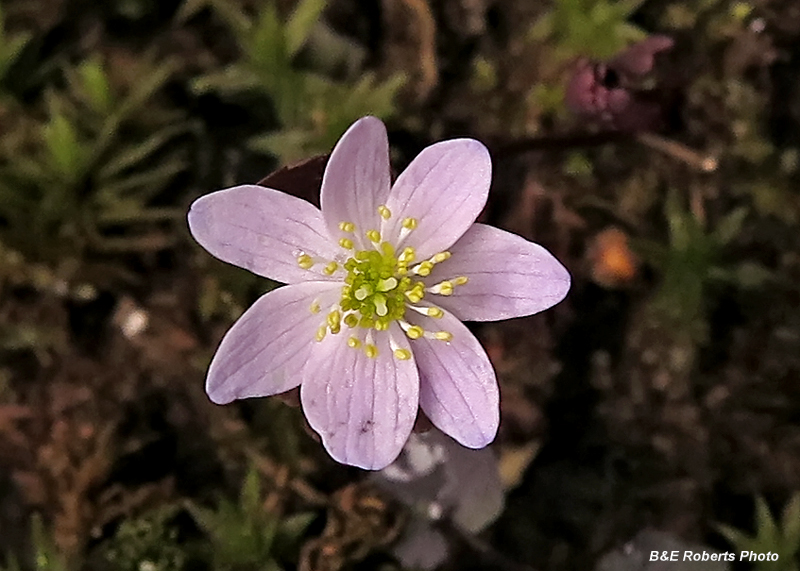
[188,117,571,470]
[565,35,674,132]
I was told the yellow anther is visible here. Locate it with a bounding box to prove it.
[297,254,314,269]
[338,238,354,249]
[310,301,321,314]
[414,261,434,276]
[380,241,395,257]
[344,313,359,328]
[366,229,381,243]
[374,320,389,331]
[323,261,339,275]
[426,307,444,318]
[432,251,451,263]
[365,344,379,358]
[339,221,355,232]
[454,276,469,286]
[327,310,341,329]
[393,348,412,360]
[402,217,418,230]
[406,291,422,303]
[431,281,454,296]
[315,326,327,342]
[399,247,416,263]
[406,325,424,340]
[378,205,392,220]
[434,331,453,342]
[347,337,361,349]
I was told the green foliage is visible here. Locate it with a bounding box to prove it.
[0,55,190,258]
[0,2,31,96]
[717,494,800,571]
[188,467,314,571]
[530,0,646,60]
[190,0,405,162]
[102,508,186,571]
[636,190,768,339]
[0,515,68,571]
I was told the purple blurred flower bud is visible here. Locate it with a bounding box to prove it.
[609,35,675,77]
[565,35,674,132]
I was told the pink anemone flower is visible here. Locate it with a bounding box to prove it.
[188,117,570,470]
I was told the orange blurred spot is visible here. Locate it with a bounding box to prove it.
[589,227,638,287]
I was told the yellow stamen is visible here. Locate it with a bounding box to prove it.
[339,221,355,232]
[344,314,359,328]
[315,326,327,342]
[366,229,381,243]
[393,348,412,360]
[399,247,416,263]
[338,238,354,249]
[347,337,361,349]
[378,205,392,220]
[405,325,424,340]
[365,344,379,358]
[414,261,434,276]
[454,276,469,285]
[380,242,395,257]
[296,254,314,269]
[402,217,418,230]
[430,281,454,296]
[426,307,444,318]
[327,310,341,329]
[434,331,453,342]
[323,261,339,275]
[432,251,451,263]
[310,301,321,314]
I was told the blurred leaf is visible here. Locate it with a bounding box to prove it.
[717,494,800,571]
[755,496,780,548]
[713,206,747,244]
[93,58,177,161]
[30,514,68,571]
[42,109,88,182]
[73,57,114,114]
[187,466,311,570]
[0,2,30,82]
[191,65,261,95]
[285,0,327,57]
[96,156,188,203]
[783,494,800,550]
[98,123,191,181]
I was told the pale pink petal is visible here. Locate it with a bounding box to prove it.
[300,324,419,470]
[188,185,340,284]
[320,116,391,249]
[384,139,491,261]
[425,223,571,322]
[206,282,341,404]
[408,311,499,448]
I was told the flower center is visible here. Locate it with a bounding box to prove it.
[296,205,470,359]
[339,242,421,331]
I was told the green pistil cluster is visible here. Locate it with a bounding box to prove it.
[340,242,421,331]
